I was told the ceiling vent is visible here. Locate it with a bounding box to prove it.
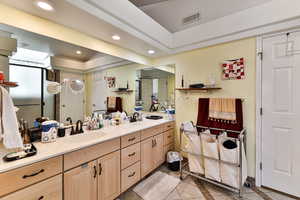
[182,12,201,25]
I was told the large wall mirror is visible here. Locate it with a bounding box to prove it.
[0,23,175,128]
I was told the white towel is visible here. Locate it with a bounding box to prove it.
[0,86,23,149]
[182,121,196,132]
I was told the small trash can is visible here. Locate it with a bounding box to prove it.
[167,151,182,171]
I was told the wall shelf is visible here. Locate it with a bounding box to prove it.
[0,82,18,88]
[113,90,134,93]
[176,87,222,92]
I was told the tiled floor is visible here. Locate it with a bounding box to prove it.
[119,165,299,200]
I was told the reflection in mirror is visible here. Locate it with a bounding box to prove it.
[135,66,175,112]
[0,23,132,127]
[0,22,175,147]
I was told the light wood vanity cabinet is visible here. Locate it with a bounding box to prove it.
[1,175,62,200]
[98,151,121,200]
[0,156,62,197]
[141,133,165,178]
[64,160,98,200]
[64,151,121,200]
[0,122,174,200]
[152,133,165,167]
[141,137,155,177]
[121,161,140,192]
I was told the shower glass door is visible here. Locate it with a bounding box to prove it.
[9,65,42,126]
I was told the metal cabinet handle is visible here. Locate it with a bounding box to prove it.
[22,169,45,179]
[128,172,136,177]
[99,163,102,175]
[128,152,136,157]
[128,137,136,142]
[38,196,44,200]
[152,139,155,148]
[93,166,97,178]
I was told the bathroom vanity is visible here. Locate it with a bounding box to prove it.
[0,119,175,200]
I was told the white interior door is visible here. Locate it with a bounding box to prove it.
[262,32,300,197]
[60,71,84,123]
[91,71,107,112]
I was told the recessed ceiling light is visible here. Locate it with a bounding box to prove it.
[76,50,82,55]
[35,0,54,11]
[148,50,155,54]
[112,35,121,40]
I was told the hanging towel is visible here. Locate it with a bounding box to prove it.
[0,86,23,149]
[209,98,236,123]
[107,97,123,113]
[197,98,243,137]
[107,96,116,109]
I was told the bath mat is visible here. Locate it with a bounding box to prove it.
[133,171,180,200]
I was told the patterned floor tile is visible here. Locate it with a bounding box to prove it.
[267,192,299,200]
[176,181,206,199]
[119,164,298,200]
[165,189,182,200]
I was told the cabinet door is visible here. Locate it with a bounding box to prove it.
[64,161,97,200]
[141,137,154,178]
[98,151,120,200]
[153,133,164,168]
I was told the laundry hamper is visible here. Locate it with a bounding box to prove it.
[201,133,221,182]
[219,135,247,188]
[185,133,204,174]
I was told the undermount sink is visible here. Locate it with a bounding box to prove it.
[145,115,163,120]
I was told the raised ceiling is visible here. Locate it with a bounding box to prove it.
[1,0,300,59]
[128,0,168,7]
[0,0,165,57]
[131,0,272,33]
[0,24,102,62]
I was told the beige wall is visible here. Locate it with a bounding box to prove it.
[153,37,257,177]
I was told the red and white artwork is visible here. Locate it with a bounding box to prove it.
[222,58,245,80]
[104,76,116,88]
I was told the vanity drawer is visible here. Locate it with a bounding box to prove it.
[0,156,62,197]
[64,138,120,171]
[1,174,62,200]
[121,131,141,148]
[121,161,140,192]
[121,143,140,169]
[164,122,175,131]
[163,129,174,146]
[141,125,164,140]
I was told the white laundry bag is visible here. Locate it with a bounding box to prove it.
[219,135,247,188]
[201,133,219,159]
[219,136,239,164]
[201,133,221,181]
[185,133,204,174]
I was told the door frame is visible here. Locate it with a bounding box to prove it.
[255,28,300,187]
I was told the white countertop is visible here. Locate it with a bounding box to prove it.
[0,118,173,173]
